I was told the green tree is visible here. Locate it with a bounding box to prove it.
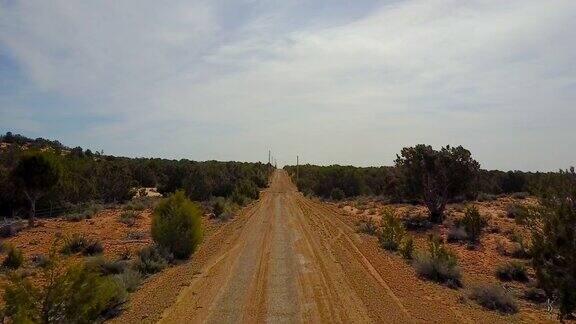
[395,145,479,223]
[151,190,203,259]
[531,167,576,321]
[11,154,60,227]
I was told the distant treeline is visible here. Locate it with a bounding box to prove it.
[285,160,570,202]
[0,132,272,217]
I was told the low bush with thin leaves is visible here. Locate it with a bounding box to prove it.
[357,217,378,235]
[2,245,23,269]
[134,245,171,276]
[2,261,126,323]
[399,235,415,260]
[413,235,461,288]
[496,261,529,282]
[469,283,518,314]
[378,208,406,251]
[459,205,486,243]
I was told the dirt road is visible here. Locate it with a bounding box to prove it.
[156,170,412,323]
[116,170,503,323]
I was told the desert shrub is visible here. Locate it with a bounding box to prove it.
[523,287,547,303]
[330,188,345,200]
[395,145,480,223]
[126,231,146,240]
[506,203,527,219]
[447,226,468,242]
[134,245,170,275]
[496,261,529,282]
[531,174,576,320]
[231,180,259,204]
[11,153,61,227]
[2,263,125,323]
[100,260,129,276]
[507,232,531,259]
[212,197,227,217]
[495,238,530,259]
[113,269,141,293]
[459,205,486,243]
[413,235,461,287]
[119,211,138,227]
[477,193,497,202]
[469,283,518,314]
[402,216,433,231]
[83,239,104,256]
[211,197,236,221]
[151,191,203,259]
[399,235,415,260]
[61,234,88,254]
[123,200,146,211]
[2,245,24,269]
[378,208,406,251]
[357,217,377,235]
[62,203,103,222]
[0,221,25,238]
[60,235,103,256]
[511,192,529,199]
[31,254,52,269]
[62,212,90,222]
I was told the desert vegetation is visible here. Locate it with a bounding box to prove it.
[301,144,576,320]
[0,133,271,322]
[0,132,271,221]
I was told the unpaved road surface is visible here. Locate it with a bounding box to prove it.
[116,170,514,323]
[159,170,416,323]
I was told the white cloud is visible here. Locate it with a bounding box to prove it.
[0,0,575,170]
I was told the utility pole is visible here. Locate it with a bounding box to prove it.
[296,155,299,183]
[268,150,271,165]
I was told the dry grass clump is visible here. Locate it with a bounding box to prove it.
[496,261,529,282]
[469,283,518,314]
[413,235,461,288]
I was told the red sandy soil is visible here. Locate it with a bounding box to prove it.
[336,195,561,323]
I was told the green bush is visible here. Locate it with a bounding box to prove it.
[523,286,547,303]
[2,263,125,323]
[399,235,415,260]
[61,235,103,256]
[469,283,518,314]
[531,181,576,319]
[119,211,138,227]
[459,205,486,243]
[211,197,236,221]
[83,239,104,256]
[413,235,461,287]
[151,191,203,259]
[506,203,526,219]
[134,245,170,275]
[378,208,406,251]
[496,261,529,282]
[330,188,345,200]
[61,234,88,255]
[2,245,24,269]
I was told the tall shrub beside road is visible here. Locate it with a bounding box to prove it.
[530,167,576,320]
[151,190,203,259]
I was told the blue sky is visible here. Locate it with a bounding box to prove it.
[0,0,575,171]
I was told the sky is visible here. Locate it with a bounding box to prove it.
[0,0,575,171]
